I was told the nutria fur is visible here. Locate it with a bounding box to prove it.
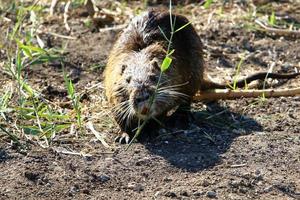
[104,10,299,141]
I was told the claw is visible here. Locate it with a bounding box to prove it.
[114,132,131,144]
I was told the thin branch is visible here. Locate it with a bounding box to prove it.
[49,0,59,16]
[86,121,110,148]
[63,0,71,32]
[194,87,300,101]
[36,30,77,40]
[255,19,300,38]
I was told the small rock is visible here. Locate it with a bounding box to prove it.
[180,191,189,197]
[255,169,261,175]
[0,149,9,161]
[193,191,204,196]
[202,180,210,187]
[163,177,172,182]
[82,189,91,195]
[98,174,110,183]
[239,187,247,194]
[264,186,273,193]
[24,171,39,182]
[133,184,144,192]
[206,191,217,198]
[69,185,79,194]
[165,191,177,198]
[154,191,161,197]
[127,183,144,192]
[105,157,114,162]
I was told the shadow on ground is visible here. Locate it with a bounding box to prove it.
[145,102,262,172]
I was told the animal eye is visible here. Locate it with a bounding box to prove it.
[149,75,157,82]
[126,76,131,83]
[152,61,160,70]
[121,65,127,74]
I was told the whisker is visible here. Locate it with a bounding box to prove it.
[158,81,189,91]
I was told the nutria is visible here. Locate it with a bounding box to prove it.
[103,10,299,142]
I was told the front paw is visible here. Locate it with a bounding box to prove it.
[114,131,130,144]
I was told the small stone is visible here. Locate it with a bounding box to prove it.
[193,191,204,196]
[239,187,247,194]
[230,180,240,187]
[99,174,110,183]
[82,189,91,195]
[264,186,273,192]
[202,180,210,187]
[24,171,39,182]
[165,191,177,198]
[154,191,161,197]
[127,183,144,192]
[163,177,172,182]
[133,184,144,192]
[255,169,261,175]
[69,185,79,194]
[105,157,114,161]
[180,191,189,197]
[206,191,217,198]
[127,182,135,189]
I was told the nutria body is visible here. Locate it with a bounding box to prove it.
[104,10,299,141]
[104,10,204,138]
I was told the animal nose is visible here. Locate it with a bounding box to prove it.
[135,92,150,105]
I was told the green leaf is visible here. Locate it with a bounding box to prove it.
[204,0,213,9]
[161,56,172,72]
[21,82,35,96]
[30,55,61,65]
[23,45,46,54]
[68,80,75,97]
[269,11,276,26]
[22,47,33,58]
[23,126,40,135]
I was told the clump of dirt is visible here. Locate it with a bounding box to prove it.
[0,1,300,200]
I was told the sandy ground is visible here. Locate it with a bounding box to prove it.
[0,1,299,199]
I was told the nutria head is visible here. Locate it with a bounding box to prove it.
[110,44,188,123]
[104,10,204,128]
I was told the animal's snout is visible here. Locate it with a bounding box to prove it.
[135,93,150,104]
[133,88,151,106]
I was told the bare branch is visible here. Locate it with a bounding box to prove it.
[194,87,300,101]
[255,19,300,38]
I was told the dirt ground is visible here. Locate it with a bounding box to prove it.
[0,1,300,200]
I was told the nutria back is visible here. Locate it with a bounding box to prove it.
[104,10,204,131]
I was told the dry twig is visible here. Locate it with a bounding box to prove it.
[86,121,110,148]
[194,87,300,101]
[63,0,71,31]
[255,19,300,38]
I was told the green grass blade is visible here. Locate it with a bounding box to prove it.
[174,21,191,33]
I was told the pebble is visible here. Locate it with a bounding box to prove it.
[165,191,177,198]
[127,183,144,192]
[264,186,273,193]
[206,191,217,198]
[154,191,161,197]
[133,184,144,192]
[69,185,79,194]
[99,174,110,183]
[193,191,204,196]
[180,191,189,197]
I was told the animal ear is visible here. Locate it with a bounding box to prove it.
[121,64,127,74]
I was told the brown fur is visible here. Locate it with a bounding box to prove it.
[104,10,299,136]
[104,10,204,133]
